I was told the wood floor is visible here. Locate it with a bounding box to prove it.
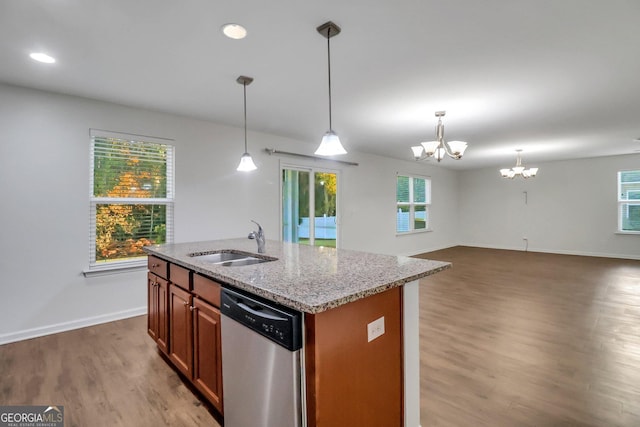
[0,246,638,426]
[0,316,222,427]
[416,246,640,427]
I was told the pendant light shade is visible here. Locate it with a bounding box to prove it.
[316,130,346,156]
[315,21,347,156]
[237,152,257,172]
[236,75,257,172]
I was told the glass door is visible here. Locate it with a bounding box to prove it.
[282,167,338,248]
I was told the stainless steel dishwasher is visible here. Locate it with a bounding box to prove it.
[220,286,303,427]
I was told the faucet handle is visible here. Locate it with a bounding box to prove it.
[251,220,263,232]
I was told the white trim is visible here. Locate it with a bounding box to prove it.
[0,307,147,345]
[396,228,433,237]
[403,280,420,427]
[458,243,640,261]
[89,128,174,144]
[83,260,147,277]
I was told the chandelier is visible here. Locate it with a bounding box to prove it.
[500,150,538,179]
[411,111,468,162]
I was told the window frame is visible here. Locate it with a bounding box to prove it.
[86,129,175,275]
[617,170,640,235]
[396,173,432,235]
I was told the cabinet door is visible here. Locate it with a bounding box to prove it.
[156,277,169,354]
[192,298,223,413]
[148,273,169,354]
[169,283,193,378]
[147,273,159,341]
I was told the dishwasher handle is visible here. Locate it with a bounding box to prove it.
[221,287,302,351]
[237,300,288,321]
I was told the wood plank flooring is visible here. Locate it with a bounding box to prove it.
[416,247,640,427]
[0,317,222,427]
[1,246,638,426]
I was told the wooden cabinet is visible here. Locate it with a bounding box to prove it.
[192,297,223,411]
[191,273,223,413]
[148,255,168,279]
[147,257,223,414]
[147,256,169,355]
[169,283,193,378]
[305,287,403,427]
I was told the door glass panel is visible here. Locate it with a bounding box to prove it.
[314,172,337,247]
[282,169,310,245]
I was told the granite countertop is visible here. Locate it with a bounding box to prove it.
[144,239,450,314]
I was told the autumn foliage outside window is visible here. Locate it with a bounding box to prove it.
[90,133,174,267]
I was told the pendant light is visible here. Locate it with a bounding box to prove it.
[315,21,347,156]
[236,75,257,172]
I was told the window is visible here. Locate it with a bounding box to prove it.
[89,130,174,271]
[396,174,431,233]
[618,170,640,233]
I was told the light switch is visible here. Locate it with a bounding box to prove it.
[367,316,385,342]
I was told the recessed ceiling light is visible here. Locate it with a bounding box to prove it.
[221,23,247,40]
[30,52,56,64]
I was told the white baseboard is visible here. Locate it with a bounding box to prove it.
[458,243,640,261]
[0,306,147,345]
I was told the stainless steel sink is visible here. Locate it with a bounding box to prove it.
[190,251,249,263]
[217,257,272,267]
[188,250,276,267]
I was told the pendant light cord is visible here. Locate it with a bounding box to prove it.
[327,27,333,131]
[243,82,248,153]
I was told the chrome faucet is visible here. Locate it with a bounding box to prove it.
[247,220,265,253]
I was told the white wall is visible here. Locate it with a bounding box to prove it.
[458,154,640,259]
[0,83,458,343]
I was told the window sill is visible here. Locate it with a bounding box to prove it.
[83,260,147,277]
[396,228,433,237]
[615,231,640,236]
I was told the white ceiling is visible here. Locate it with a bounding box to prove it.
[2,0,639,170]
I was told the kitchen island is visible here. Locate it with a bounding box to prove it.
[144,239,450,427]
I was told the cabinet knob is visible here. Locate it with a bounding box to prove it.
[189,306,195,312]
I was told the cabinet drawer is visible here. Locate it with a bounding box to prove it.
[170,263,192,290]
[193,274,221,307]
[148,256,168,279]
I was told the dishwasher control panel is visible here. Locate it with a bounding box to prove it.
[221,287,302,351]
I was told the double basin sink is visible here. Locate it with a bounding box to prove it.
[188,250,277,267]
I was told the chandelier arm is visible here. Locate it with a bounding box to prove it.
[435,116,457,159]
[440,140,455,158]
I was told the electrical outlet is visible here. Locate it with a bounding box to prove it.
[367,316,385,342]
